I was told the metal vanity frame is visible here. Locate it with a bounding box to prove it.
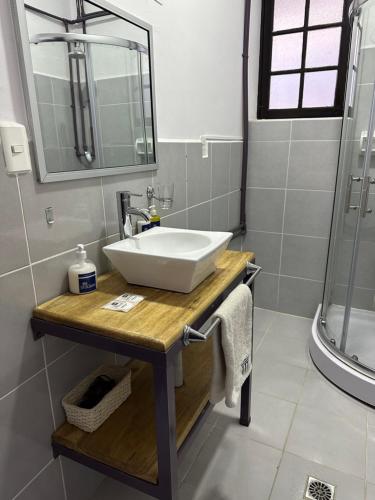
[31,261,261,500]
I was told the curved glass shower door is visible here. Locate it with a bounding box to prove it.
[344,89,375,367]
[321,0,375,373]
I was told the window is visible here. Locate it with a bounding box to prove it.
[258,0,351,119]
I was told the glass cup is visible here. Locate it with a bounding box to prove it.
[157,183,174,210]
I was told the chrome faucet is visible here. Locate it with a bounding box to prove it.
[116,191,150,239]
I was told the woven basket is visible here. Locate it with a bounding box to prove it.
[62,364,131,433]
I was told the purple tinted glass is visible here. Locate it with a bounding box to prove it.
[309,0,344,26]
[272,33,303,71]
[306,28,342,68]
[270,74,301,109]
[273,0,306,31]
[303,70,338,107]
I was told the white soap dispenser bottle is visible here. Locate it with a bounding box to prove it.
[68,244,97,294]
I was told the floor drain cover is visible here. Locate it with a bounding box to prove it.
[305,476,335,500]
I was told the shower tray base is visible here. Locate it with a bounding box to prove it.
[310,305,375,407]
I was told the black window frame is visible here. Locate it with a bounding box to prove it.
[257,0,352,119]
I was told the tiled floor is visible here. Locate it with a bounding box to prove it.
[90,308,375,500]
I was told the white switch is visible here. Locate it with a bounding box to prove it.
[0,122,32,175]
[11,145,25,154]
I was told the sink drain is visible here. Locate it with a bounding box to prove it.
[305,476,335,500]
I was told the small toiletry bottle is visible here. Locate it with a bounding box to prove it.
[137,220,151,233]
[149,205,161,227]
[68,244,97,294]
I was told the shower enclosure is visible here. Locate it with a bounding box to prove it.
[311,0,375,404]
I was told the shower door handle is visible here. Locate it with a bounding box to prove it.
[360,176,375,217]
[345,175,362,213]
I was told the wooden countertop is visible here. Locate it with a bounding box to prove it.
[33,250,253,352]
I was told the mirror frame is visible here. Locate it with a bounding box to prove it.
[11,0,159,183]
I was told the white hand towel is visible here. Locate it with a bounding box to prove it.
[210,284,253,408]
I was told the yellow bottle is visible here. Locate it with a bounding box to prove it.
[149,205,161,228]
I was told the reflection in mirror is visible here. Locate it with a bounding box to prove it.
[15,0,157,181]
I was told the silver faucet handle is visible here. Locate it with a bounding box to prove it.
[129,192,143,198]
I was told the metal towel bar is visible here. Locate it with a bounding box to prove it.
[182,262,262,346]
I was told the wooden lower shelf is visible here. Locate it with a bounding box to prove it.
[52,340,213,484]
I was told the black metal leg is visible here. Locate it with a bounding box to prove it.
[153,355,179,500]
[240,372,252,427]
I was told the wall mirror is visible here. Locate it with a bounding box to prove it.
[12,0,158,182]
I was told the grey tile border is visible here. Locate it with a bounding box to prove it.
[154,142,187,214]
[291,118,342,141]
[15,459,66,500]
[359,46,375,85]
[245,119,339,315]
[61,456,105,500]
[278,275,324,318]
[34,74,53,104]
[244,230,282,275]
[162,210,188,229]
[0,156,29,275]
[283,189,334,238]
[228,190,241,230]
[38,103,58,149]
[0,371,55,500]
[0,267,44,399]
[288,140,340,191]
[186,143,211,207]
[280,234,330,282]
[249,119,291,141]
[211,195,229,231]
[246,187,285,233]
[18,173,106,263]
[247,141,289,188]
[51,77,71,106]
[187,201,211,231]
[253,272,279,310]
[211,142,230,198]
[229,142,242,191]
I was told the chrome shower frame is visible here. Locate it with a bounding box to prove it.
[317,1,375,379]
[11,0,159,183]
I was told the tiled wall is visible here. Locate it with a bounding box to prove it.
[243,118,342,318]
[35,72,153,173]
[97,73,153,168]
[0,139,241,500]
[35,73,90,173]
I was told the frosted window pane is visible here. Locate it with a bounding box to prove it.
[274,0,306,31]
[270,74,301,109]
[306,28,342,68]
[303,70,338,107]
[272,33,303,71]
[309,0,344,26]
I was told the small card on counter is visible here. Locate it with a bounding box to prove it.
[102,293,145,313]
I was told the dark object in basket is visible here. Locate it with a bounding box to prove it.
[78,375,116,409]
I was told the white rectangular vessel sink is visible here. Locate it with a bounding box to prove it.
[103,227,232,293]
